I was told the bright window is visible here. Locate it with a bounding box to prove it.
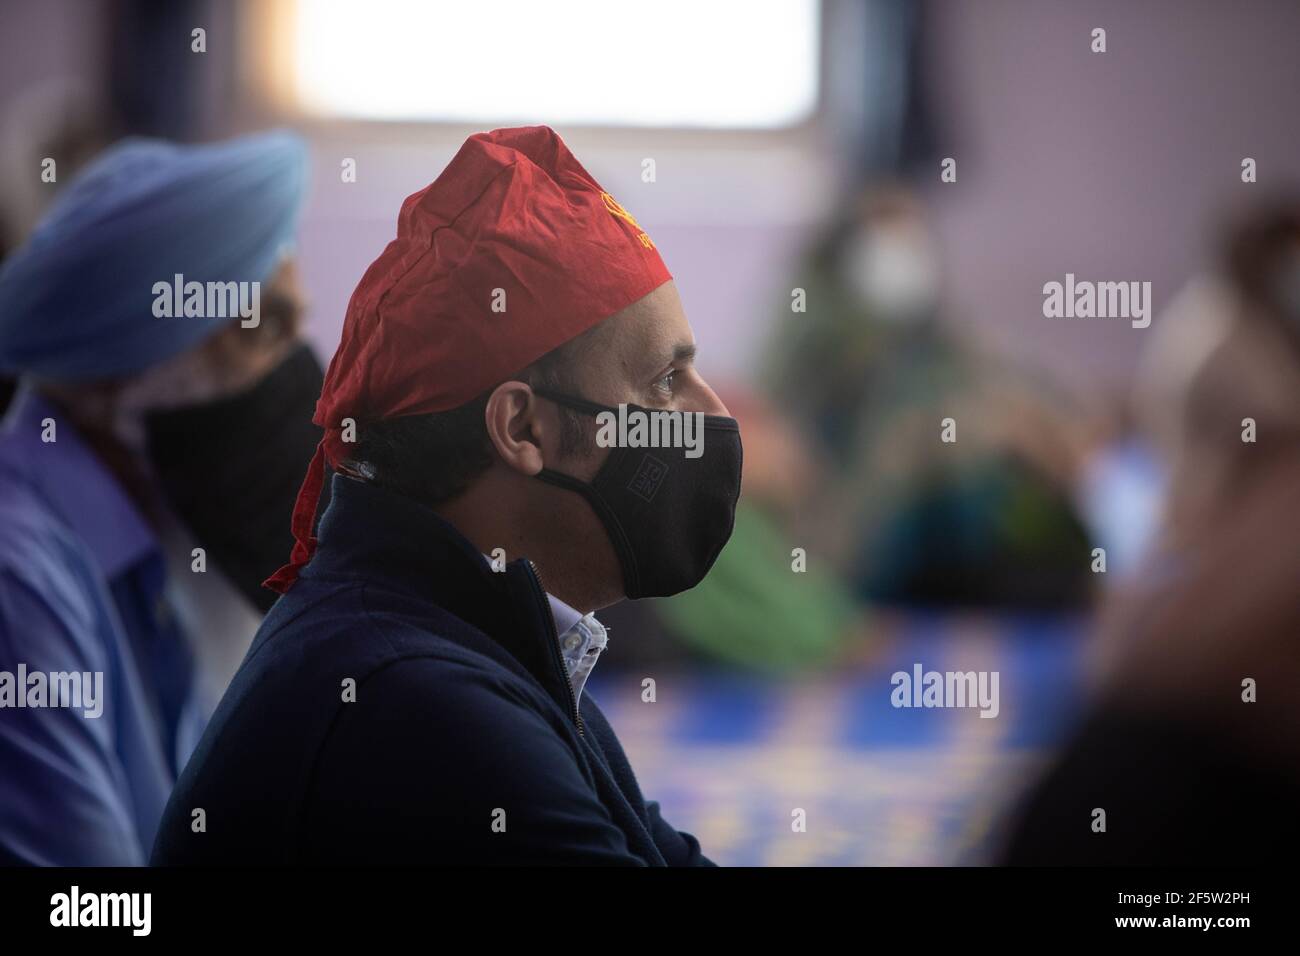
[291,0,820,128]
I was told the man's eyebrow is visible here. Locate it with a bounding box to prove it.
[636,340,696,375]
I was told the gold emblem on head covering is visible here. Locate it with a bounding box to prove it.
[601,192,655,249]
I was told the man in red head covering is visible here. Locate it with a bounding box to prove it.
[153,126,741,865]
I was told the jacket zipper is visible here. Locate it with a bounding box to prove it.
[525,558,586,739]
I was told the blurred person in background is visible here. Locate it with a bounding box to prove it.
[763,184,1094,614]
[0,130,319,865]
[997,200,1300,864]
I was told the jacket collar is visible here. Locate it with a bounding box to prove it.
[301,473,579,725]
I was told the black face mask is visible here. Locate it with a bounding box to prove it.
[144,343,326,613]
[531,387,743,599]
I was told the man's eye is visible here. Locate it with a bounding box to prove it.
[653,370,676,394]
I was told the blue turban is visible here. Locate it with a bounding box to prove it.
[0,129,308,382]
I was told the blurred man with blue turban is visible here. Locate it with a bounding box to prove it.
[0,130,320,864]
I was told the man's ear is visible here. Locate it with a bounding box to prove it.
[484,381,550,477]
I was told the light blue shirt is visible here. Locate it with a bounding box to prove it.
[0,388,204,865]
[545,594,609,703]
[480,553,608,702]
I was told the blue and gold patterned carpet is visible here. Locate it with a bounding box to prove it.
[587,614,1088,865]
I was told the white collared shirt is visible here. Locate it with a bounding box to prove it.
[482,554,608,702]
[545,593,609,704]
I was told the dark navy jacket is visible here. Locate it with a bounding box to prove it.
[151,473,713,866]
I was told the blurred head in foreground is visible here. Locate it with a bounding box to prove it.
[998,198,1300,865]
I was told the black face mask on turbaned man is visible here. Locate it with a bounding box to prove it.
[531,386,743,599]
[143,342,326,614]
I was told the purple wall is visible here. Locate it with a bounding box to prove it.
[6,0,1300,399]
[920,0,1300,393]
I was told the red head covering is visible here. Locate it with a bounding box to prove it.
[264,125,672,593]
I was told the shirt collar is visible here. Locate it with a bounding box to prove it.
[548,593,607,703]
[0,386,158,577]
[546,592,585,639]
[480,553,607,698]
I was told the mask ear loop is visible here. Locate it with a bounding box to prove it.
[529,386,615,418]
[533,385,741,431]
[533,466,641,596]
[530,386,644,596]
